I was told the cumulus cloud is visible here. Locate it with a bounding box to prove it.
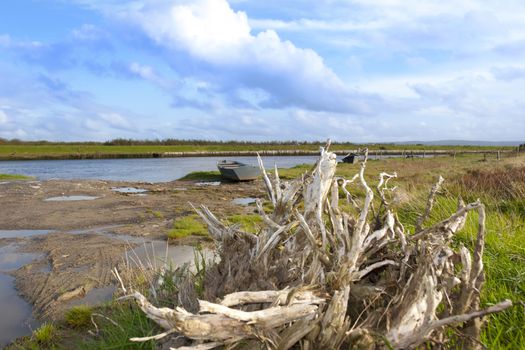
[116,0,379,113]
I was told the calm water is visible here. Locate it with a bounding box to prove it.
[0,156,320,182]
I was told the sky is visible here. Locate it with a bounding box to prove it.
[0,0,524,142]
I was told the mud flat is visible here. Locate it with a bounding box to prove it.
[0,177,265,345]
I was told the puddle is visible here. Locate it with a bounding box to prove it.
[66,285,116,309]
[129,241,208,269]
[0,244,42,347]
[232,197,257,205]
[0,244,43,271]
[44,195,99,201]
[0,230,54,239]
[195,181,221,186]
[111,187,148,194]
[0,274,40,347]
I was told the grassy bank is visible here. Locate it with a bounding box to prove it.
[0,173,33,180]
[10,153,525,348]
[0,141,515,160]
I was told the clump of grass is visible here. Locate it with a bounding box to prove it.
[167,215,208,239]
[33,322,59,346]
[0,173,33,180]
[65,305,93,329]
[152,210,164,219]
[226,214,263,233]
[178,171,222,181]
[79,302,158,349]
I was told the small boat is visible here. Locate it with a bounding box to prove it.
[217,160,260,181]
[341,153,358,164]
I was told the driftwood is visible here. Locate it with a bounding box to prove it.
[125,146,511,349]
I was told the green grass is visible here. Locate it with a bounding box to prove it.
[167,215,208,239]
[65,305,93,329]
[78,302,158,350]
[0,173,33,180]
[226,214,263,233]
[33,322,59,347]
[178,171,223,181]
[0,141,513,160]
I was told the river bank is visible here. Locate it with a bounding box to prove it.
[0,143,514,161]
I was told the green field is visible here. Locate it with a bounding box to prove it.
[0,140,516,160]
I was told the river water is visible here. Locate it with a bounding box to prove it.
[0,156,322,182]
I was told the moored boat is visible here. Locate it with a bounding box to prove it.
[217,160,260,181]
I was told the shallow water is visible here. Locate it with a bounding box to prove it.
[0,274,40,347]
[66,285,116,308]
[0,243,42,347]
[232,197,257,205]
[111,187,148,194]
[0,229,53,239]
[44,195,99,201]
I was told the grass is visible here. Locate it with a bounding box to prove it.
[167,215,208,239]
[226,214,263,233]
[78,302,158,350]
[0,141,514,160]
[65,305,93,329]
[33,322,59,347]
[178,171,223,181]
[0,173,33,180]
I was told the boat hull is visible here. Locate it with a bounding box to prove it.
[217,161,260,181]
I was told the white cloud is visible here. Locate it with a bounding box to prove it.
[117,0,374,113]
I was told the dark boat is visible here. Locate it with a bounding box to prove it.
[217,160,260,181]
[341,153,358,164]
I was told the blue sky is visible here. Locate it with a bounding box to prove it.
[0,0,524,142]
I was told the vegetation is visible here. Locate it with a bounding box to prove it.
[225,214,263,233]
[8,153,523,349]
[79,302,158,349]
[167,215,208,239]
[0,138,516,160]
[32,322,59,347]
[0,173,33,180]
[64,305,93,329]
[178,170,223,181]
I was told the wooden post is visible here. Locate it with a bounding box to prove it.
[497,151,501,161]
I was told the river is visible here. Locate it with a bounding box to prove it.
[0,156,322,182]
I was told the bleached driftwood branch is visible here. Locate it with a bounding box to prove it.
[124,147,511,349]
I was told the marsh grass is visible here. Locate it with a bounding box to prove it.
[65,305,93,329]
[167,215,208,239]
[178,171,223,181]
[79,302,158,350]
[226,214,263,233]
[33,322,59,347]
